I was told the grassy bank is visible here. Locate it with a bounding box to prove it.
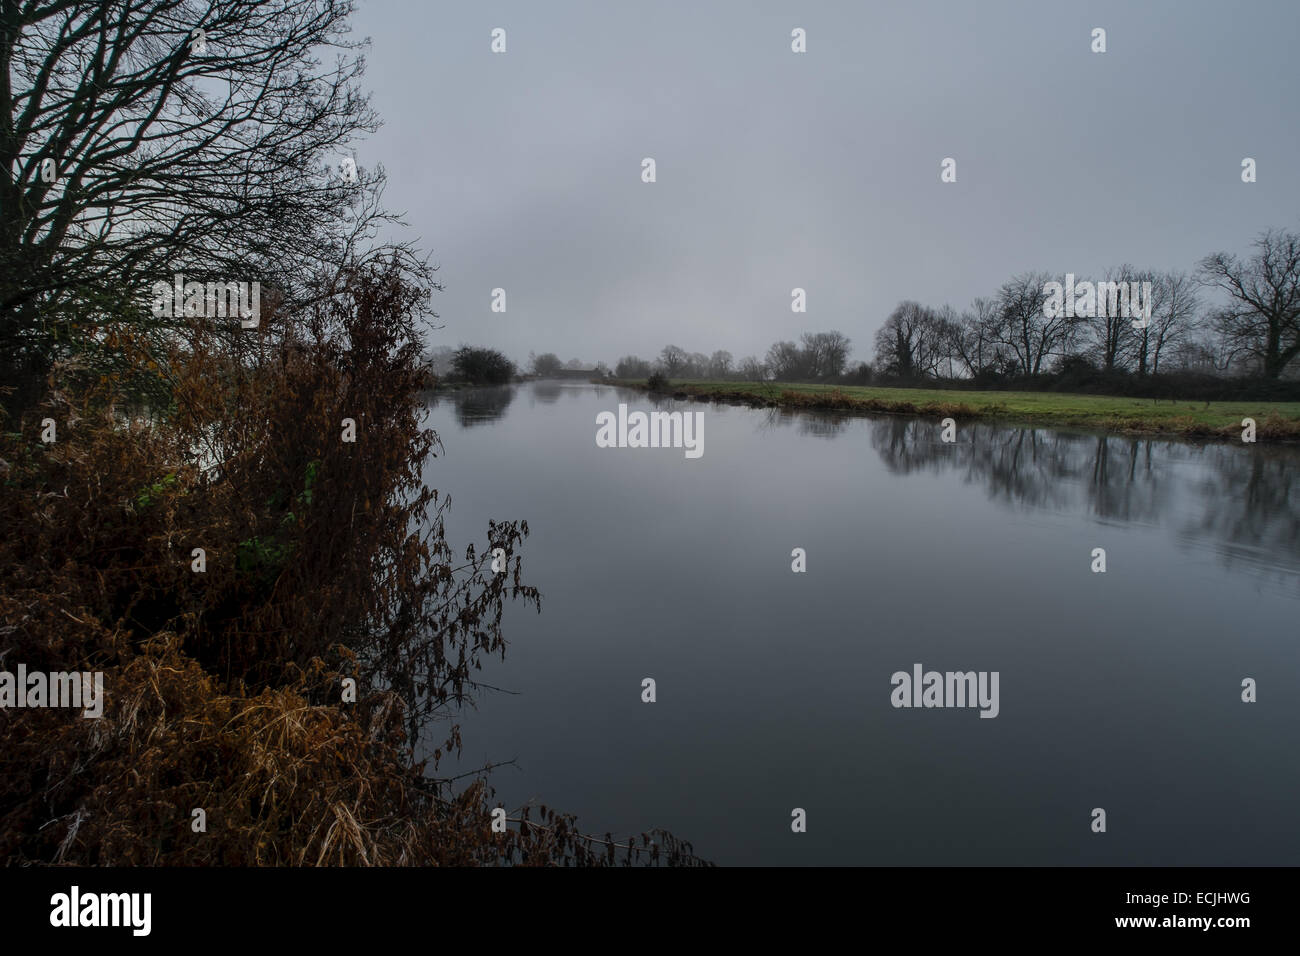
[611,380,1300,440]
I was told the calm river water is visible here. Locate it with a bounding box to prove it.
[422,381,1299,866]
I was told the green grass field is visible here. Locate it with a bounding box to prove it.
[610,380,1300,440]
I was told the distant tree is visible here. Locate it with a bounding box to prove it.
[1081,263,1147,372]
[874,301,947,378]
[1169,336,1231,375]
[530,352,564,376]
[659,344,687,376]
[1199,228,1300,379]
[765,340,806,380]
[708,350,733,378]
[928,306,965,378]
[565,357,585,370]
[874,303,917,377]
[1139,271,1200,375]
[844,361,874,385]
[738,355,767,381]
[800,331,852,378]
[615,355,652,378]
[949,297,1003,378]
[424,345,457,377]
[453,346,516,385]
[993,272,1077,376]
[826,331,853,378]
[799,334,826,378]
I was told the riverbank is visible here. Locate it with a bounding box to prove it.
[610,380,1300,440]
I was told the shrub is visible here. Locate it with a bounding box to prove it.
[0,258,705,866]
[452,346,516,385]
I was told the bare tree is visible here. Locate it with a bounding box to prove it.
[1199,228,1300,379]
[1138,271,1199,375]
[1,0,404,383]
[824,331,852,378]
[423,344,456,378]
[874,301,946,378]
[765,339,805,380]
[799,330,851,379]
[707,349,733,378]
[950,296,1004,377]
[615,354,651,378]
[993,271,1076,376]
[659,344,687,376]
[737,355,766,381]
[1169,336,1231,375]
[930,305,963,378]
[1087,264,1145,372]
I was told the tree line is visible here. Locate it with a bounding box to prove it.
[615,331,854,383]
[612,226,1300,396]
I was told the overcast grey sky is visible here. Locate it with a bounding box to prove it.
[352,0,1300,367]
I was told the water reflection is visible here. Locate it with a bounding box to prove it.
[440,383,1300,582]
[426,382,1300,865]
[847,415,1300,581]
[758,406,854,440]
[530,381,617,407]
[531,381,564,404]
[426,384,517,428]
[1185,449,1300,577]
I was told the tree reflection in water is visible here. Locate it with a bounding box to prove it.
[765,409,1300,584]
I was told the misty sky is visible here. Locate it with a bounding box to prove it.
[351,0,1300,368]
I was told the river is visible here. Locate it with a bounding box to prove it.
[422,381,1300,865]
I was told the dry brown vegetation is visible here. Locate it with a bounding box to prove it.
[0,260,706,866]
